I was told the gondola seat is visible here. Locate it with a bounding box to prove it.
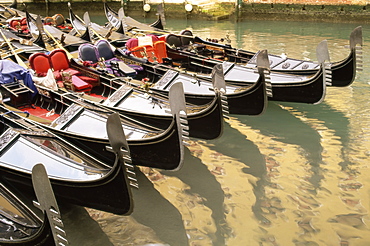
[130,45,157,62]
[95,40,134,75]
[126,38,139,50]
[78,41,140,77]
[70,75,92,93]
[44,16,56,25]
[129,45,147,58]
[166,34,182,48]
[53,14,65,26]
[8,17,28,33]
[158,35,167,42]
[78,43,99,63]
[30,50,97,92]
[49,49,81,79]
[96,40,117,61]
[180,30,193,46]
[153,41,168,63]
[146,34,160,44]
[128,38,167,63]
[29,53,52,77]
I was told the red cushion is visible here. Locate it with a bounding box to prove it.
[147,34,160,43]
[71,75,92,91]
[153,41,167,63]
[126,38,139,50]
[29,53,51,74]
[49,49,70,71]
[63,68,80,76]
[78,76,98,84]
[20,17,27,25]
[158,35,166,42]
[9,20,20,28]
[130,45,147,58]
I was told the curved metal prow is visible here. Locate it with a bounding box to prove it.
[350,26,363,72]
[256,49,270,69]
[316,40,330,103]
[106,113,138,188]
[9,0,17,9]
[211,64,229,118]
[257,49,273,98]
[157,3,166,27]
[68,2,90,41]
[316,40,330,64]
[211,63,226,94]
[350,26,363,49]
[118,7,126,34]
[118,7,125,20]
[169,82,187,171]
[32,163,68,246]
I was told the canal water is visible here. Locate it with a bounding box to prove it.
[16,14,370,245]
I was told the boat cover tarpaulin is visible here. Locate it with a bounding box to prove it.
[0,60,37,97]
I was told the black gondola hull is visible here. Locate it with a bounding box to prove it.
[0,158,132,215]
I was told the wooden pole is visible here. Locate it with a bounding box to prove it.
[0,29,28,68]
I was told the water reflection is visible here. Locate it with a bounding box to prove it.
[131,168,188,245]
[2,15,370,245]
[160,147,228,245]
[43,19,370,245]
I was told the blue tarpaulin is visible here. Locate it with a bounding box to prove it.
[0,60,38,97]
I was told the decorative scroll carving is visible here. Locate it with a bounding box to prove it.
[52,104,83,127]
[103,84,132,106]
[0,129,18,151]
[155,70,178,88]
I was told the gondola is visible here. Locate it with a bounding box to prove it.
[104,3,362,88]
[29,49,226,140]
[0,27,44,63]
[119,36,330,104]
[25,10,87,53]
[164,27,362,88]
[0,182,55,245]
[28,2,261,115]
[103,2,165,35]
[0,59,186,170]
[69,10,269,115]
[20,12,226,140]
[99,5,330,104]
[68,2,129,48]
[0,112,134,215]
[76,36,269,115]
[1,1,73,35]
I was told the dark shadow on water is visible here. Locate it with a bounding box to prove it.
[131,168,189,246]
[288,101,352,171]
[237,100,351,192]
[60,203,114,246]
[205,121,271,228]
[240,102,323,165]
[161,147,227,246]
[237,102,325,192]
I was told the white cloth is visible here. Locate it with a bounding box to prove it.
[32,69,58,91]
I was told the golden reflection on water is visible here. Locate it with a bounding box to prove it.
[80,24,370,245]
[2,20,370,245]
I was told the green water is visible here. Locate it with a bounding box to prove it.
[3,13,368,245]
[54,16,370,246]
